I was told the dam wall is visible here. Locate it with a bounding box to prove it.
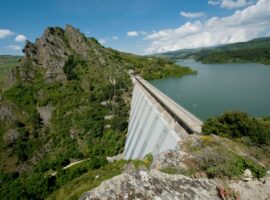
[124,75,202,159]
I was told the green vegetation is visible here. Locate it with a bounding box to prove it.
[0,155,154,200]
[161,112,269,180]
[47,154,153,200]
[0,26,193,200]
[198,47,270,65]
[195,146,266,179]
[202,111,270,145]
[63,55,80,80]
[0,55,21,88]
[162,134,267,180]
[156,37,270,65]
[116,52,196,80]
[129,153,153,169]
[197,111,269,178]
[1,159,111,200]
[47,160,127,200]
[197,37,270,65]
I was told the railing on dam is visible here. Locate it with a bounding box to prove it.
[124,74,202,160]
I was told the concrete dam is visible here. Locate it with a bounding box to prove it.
[124,75,203,160]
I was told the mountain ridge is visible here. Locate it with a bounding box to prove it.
[154,37,270,65]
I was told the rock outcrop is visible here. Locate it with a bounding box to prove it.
[151,150,192,170]
[0,101,16,122]
[80,170,219,200]
[37,105,53,126]
[9,25,106,84]
[229,176,270,200]
[80,148,270,200]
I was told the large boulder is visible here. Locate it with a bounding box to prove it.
[79,170,219,200]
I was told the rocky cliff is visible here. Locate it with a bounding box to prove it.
[8,25,106,84]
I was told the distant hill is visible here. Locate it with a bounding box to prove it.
[156,37,270,65]
[0,55,21,87]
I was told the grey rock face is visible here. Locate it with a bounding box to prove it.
[151,150,192,170]
[80,170,219,200]
[0,102,16,122]
[10,25,102,84]
[37,105,53,126]
[229,176,270,200]
[65,25,91,59]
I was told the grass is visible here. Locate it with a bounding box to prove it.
[47,154,154,200]
[47,160,127,200]
[0,55,20,88]
[160,135,267,180]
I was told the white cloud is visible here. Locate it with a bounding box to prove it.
[145,0,270,53]
[0,29,14,39]
[180,11,205,18]
[208,0,255,9]
[99,38,107,44]
[7,45,22,51]
[127,31,139,37]
[127,31,148,37]
[112,36,118,40]
[15,34,27,42]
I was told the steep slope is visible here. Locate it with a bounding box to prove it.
[0,25,194,200]
[0,55,21,88]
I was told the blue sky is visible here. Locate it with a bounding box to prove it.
[0,0,269,55]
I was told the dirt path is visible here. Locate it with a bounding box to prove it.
[51,158,90,176]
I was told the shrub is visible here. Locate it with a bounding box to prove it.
[196,147,266,179]
[63,55,79,80]
[203,111,270,145]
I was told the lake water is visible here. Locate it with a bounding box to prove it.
[150,60,270,121]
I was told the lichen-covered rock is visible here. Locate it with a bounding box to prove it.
[0,102,16,122]
[151,150,192,170]
[65,25,91,59]
[229,176,270,200]
[79,170,219,200]
[37,105,53,126]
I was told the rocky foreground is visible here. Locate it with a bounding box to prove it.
[80,169,219,200]
[80,151,270,200]
[79,133,270,200]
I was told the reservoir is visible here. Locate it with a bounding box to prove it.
[150,60,270,121]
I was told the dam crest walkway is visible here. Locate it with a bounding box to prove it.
[124,75,202,159]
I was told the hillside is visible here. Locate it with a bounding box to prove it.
[0,25,194,200]
[156,37,270,65]
[49,111,270,200]
[1,26,269,200]
[0,55,21,88]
